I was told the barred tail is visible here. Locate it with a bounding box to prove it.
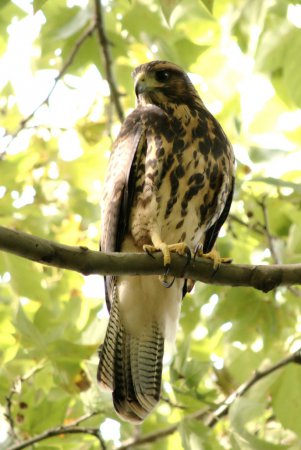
[97,290,164,423]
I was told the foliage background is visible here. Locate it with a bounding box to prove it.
[1,0,301,448]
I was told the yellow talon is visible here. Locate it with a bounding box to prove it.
[197,248,232,270]
[143,241,190,287]
[143,242,189,267]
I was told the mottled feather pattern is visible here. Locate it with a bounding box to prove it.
[98,60,235,422]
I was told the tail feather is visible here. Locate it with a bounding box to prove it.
[97,288,120,391]
[97,295,164,423]
[133,328,164,410]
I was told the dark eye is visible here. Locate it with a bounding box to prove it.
[155,70,170,82]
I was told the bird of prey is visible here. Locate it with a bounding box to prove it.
[97,60,235,423]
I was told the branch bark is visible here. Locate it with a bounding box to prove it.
[94,0,124,122]
[7,412,104,450]
[0,226,301,292]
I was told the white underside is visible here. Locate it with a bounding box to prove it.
[117,237,183,343]
[117,274,183,343]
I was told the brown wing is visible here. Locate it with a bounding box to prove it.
[101,109,146,310]
[203,177,234,253]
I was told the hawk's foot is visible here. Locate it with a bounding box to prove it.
[143,242,190,288]
[143,242,190,267]
[197,248,232,270]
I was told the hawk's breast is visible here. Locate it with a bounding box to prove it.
[129,104,234,252]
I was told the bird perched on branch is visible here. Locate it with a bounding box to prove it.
[98,60,235,422]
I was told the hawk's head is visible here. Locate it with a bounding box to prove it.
[132,61,202,109]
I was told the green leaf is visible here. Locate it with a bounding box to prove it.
[25,393,69,434]
[201,0,214,13]
[123,3,166,39]
[3,254,48,301]
[249,147,288,164]
[251,177,301,194]
[33,0,48,13]
[180,419,223,450]
[287,223,301,259]
[14,305,45,351]
[160,0,182,24]
[272,364,301,437]
[230,397,289,450]
[55,7,92,40]
[283,30,301,108]
[174,38,209,67]
[256,21,294,73]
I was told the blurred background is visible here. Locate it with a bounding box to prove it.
[1,0,301,448]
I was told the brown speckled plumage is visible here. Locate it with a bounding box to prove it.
[98,61,235,422]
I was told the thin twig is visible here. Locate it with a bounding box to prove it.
[258,197,280,264]
[7,411,104,450]
[258,198,301,297]
[160,395,187,409]
[94,0,124,122]
[207,348,301,427]
[229,213,267,236]
[115,407,208,450]
[4,22,96,151]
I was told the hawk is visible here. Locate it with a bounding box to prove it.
[97,60,235,423]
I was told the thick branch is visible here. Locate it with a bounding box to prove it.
[0,226,301,292]
[94,0,124,122]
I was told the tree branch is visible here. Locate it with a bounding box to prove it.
[258,198,301,298]
[94,0,124,122]
[0,226,301,292]
[207,348,301,427]
[7,412,104,450]
[115,408,208,450]
[229,213,267,236]
[258,197,280,264]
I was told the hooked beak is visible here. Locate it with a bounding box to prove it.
[134,72,147,97]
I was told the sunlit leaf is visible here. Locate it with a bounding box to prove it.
[33,0,48,13]
[160,0,182,24]
[230,397,289,450]
[251,177,301,194]
[180,419,223,450]
[272,364,301,437]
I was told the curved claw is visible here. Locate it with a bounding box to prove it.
[143,244,156,259]
[159,264,175,288]
[193,244,202,260]
[184,246,191,264]
[161,276,175,288]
